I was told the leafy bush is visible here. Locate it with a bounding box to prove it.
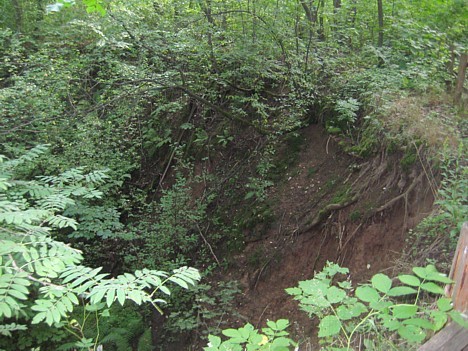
[286,262,466,350]
[207,262,466,351]
[0,146,200,349]
[205,319,297,351]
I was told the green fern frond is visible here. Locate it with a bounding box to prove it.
[0,323,27,337]
[1,145,49,170]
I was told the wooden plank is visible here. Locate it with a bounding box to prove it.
[417,322,468,351]
[419,223,468,351]
[446,222,468,312]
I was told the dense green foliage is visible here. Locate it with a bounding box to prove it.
[0,0,466,349]
[286,262,466,350]
[205,263,467,351]
[0,147,200,349]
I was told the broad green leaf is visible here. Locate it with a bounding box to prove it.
[326,286,346,304]
[31,300,52,312]
[8,289,28,300]
[276,319,289,330]
[420,282,444,294]
[381,316,401,331]
[31,312,47,324]
[67,292,79,305]
[0,302,12,318]
[349,302,367,317]
[127,290,143,305]
[392,304,418,319]
[336,306,353,320]
[271,336,293,347]
[397,325,425,343]
[449,311,468,328]
[222,329,241,338]
[51,307,61,324]
[355,286,380,303]
[285,287,302,296]
[85,302,105,311]
[307,295,330,308]
[387,286,417,296]
[45,310,54,325]
[116,289,126,306]
[403,318,435,330]
[369,300,393,311]
[168,276,189,289]
[207,335,221,347]
[398,275,421,287]
[436,297,452,312]
[90,288,107,304]
[298,279,329,296]
[324,262,349,276]
[318,315,341,338]
[159,286,171,295]
[146,276,162,287]
[238,326,250,340]
[106,288,116,307]
[426,272,453,284]
[371,273,392,293]
[430,310,448,331]
[412,267,429,279]
[62,296,73,312]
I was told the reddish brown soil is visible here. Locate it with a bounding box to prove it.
[221,124,434,347]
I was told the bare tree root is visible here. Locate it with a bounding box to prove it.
[298,195,359,235]
[372,173,423,214]
[338,223,363,257]
[311,228,328,272]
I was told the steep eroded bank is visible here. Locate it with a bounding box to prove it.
[221,124,435,343]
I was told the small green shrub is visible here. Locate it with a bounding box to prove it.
[349,210,361,222]
[400,150,417,171]
[167,280,241,338]
[326,98,361,136]
[204,319,297,351]
[286,262,466,350]
[307,167,317,178]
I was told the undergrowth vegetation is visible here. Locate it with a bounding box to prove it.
[0,0,466,349]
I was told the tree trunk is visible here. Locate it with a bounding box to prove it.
[299,0,316,24]
[151,309,166,349]
[200,0,219,72]
[454,52,467,105]
[12,0,23,32]
[333,0,341,11]
[349,0,357,25]
[377,0,384,47]
[446,44,456,91]
[318,0,325,40]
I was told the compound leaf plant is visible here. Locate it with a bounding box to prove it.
[204,319,297,351]
[206,261,466,351]
[0,146,201,348]
[286,261,467,350]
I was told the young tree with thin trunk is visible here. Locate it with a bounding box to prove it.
[454,53,467,105]
[377,0,384,47]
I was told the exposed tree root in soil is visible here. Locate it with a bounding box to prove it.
[298,195,359,235]
[311,228,329,272]
[372,173,424,214]
[338,223,363,261]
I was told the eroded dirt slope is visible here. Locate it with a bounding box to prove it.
[223,124,435,341]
